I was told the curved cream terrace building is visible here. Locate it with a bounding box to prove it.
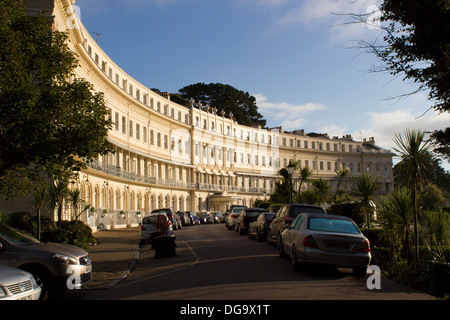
[24,0,394,230]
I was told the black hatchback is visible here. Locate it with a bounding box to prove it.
[235,208,268,235]
[267,204,326,245]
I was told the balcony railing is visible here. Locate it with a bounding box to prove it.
[87,159,274,194]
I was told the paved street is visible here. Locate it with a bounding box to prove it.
[59,223,433,301]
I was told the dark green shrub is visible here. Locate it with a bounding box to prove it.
[327,202,363,226]
[416,262,450,298]
[371,246,392,270]
[41,220,96,251]
[2,211,55,238]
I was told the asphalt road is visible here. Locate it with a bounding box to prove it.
[61,223,433,301]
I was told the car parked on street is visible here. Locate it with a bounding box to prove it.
[0,265,41,300]
[0,223,92,299]
[267,204,326,245]
[140,213,174,243]
[151,208,181,230]
[177,211,191,226]
[185,211,201,225]
[197,212,208,224]
[225,206,246,230]
[235,208,268,235]
[248,212,276,241]
[278,213,371,275]
[210,212,223,223]
[204,212,216,224]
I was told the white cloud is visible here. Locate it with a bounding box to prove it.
[243,0,292,7]
[267,0,383,43]
[355,108,450,154]
[254,93,328,130]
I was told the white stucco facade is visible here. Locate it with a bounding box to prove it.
[20,0,395,230]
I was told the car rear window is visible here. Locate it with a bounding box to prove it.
[245,210,266,217]
[308,217,360,234]
[152,209,170,214]
[292,206,326,217]
[142,216,159,224]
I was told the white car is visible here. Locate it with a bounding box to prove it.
[139,213,174,243]
[0,265,41,300]
[225,207,246,230]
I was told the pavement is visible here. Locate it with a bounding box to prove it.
[85,227,141,289]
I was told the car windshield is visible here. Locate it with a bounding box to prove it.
[308,217,360,234]
[265,213,276,221]
[0,223,41,246]
[245,210,266,217]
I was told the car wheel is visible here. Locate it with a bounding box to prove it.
[291,246,299,271]
[266,230,273,244]
[256,229,262,242]
[21,266,50,300]
[278,235,287,258]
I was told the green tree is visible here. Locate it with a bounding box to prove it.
[270,168,296,204]
[31,184,48,240]
[0,0,113,198]
[334,167,349,202]
[47,178,69,227]
[422,210,449,256]
[378,187,414,264]
[311,178,331,207]
[351,173,382,230]
[354,0,450,159]
[67,188,91,224]
[393,128,433,265]
[297,166,313,194]
[295,189,318,206]
[178,83,266,127]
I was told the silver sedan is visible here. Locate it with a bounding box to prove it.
[0,265,41,300]
[278,213,371,275]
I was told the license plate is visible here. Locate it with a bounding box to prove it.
[327,241,348,249]
[16,295,32,300]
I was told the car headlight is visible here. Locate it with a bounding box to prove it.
[0,287,6,297]
[53,253,78,265]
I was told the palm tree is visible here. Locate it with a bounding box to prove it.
[67,188,91,224]
[334,167,349,202]
[32,184,48,240]
[393,128,433,265]
[47,177,69,227]
[351,173,382,230]
[298,166,313,194]
[312,178,331,207]
[378,187,414,264]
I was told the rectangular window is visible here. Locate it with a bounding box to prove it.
[114,112,119,131]
[122,116,126,134]
[136,123,140,140]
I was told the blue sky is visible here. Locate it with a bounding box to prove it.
[74,0,449,167]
